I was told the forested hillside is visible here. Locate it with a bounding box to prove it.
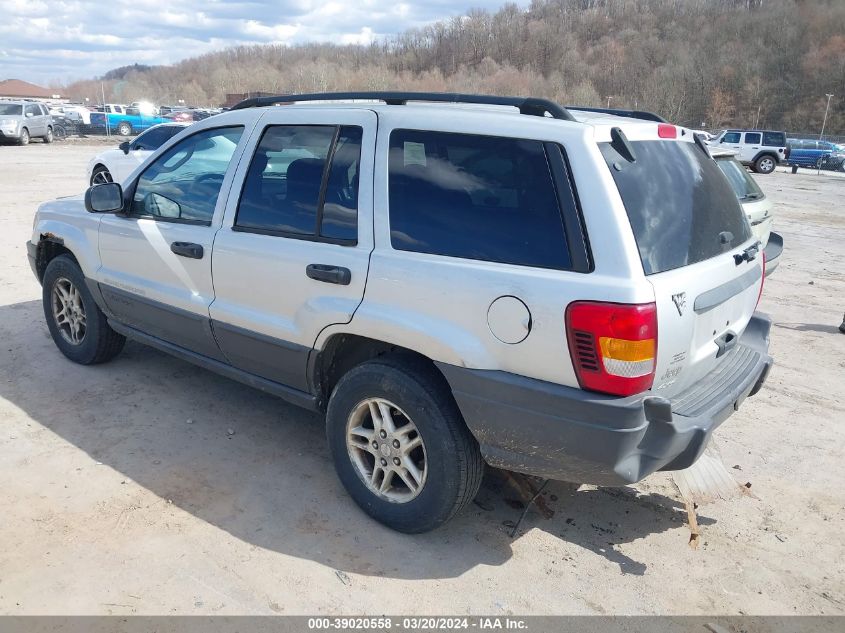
[61,0,845,133]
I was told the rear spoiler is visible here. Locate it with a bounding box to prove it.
[566,106,667,123]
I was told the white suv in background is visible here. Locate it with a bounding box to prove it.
[27,92,773,532]
[87,122,190,185]
[711,129,788,174]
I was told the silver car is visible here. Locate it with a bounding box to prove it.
[0,100,54,145]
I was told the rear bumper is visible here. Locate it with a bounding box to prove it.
[437,313,773,486]
[763,232,783,277]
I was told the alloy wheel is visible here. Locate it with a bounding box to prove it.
[346,398,427,503]
[51,277,87,345]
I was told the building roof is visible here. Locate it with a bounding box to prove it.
[0,79,59,99]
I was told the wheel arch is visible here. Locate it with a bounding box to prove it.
[752,151,779,164]
[309,333,456,413]
[33,235,78,283]
[32,218,100,285]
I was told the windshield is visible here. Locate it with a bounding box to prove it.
[601,140,751,275]
[0,104,23,116]
[715,157,765,201]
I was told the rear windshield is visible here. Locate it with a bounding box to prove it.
[601,140,751,275]
[0,104,22,116]
[715,157,765,201]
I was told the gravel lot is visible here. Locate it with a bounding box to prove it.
[0,142,843,616]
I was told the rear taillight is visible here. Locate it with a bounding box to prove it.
[566,302,658,397]
[657,123,677,138]
[756,252,766,309]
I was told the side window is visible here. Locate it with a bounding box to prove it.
[130,126,243,224]
[722,132,741,143]
[39,104,48,115]
[762,131,785,146]
[743,132,762,145]
[235,125,362,242]
[25,104,40,117]
[388,130,571,269]
[320,127,362,241]
[133,126,180,151]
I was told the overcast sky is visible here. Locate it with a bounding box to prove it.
[0,0,527,85]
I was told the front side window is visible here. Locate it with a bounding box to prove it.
[722,132,741,143]
[388,130,571,269]
[744,132,762,145]
[130,126,243,224]
[25,104,40,117]
[235,125,362,241]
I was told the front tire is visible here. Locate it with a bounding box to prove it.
[90,165,113,186]
[42,255,125,365]
[117,122,132,136]
[17,128,29,145]
[753,154,776,174]
[326,356,483,533]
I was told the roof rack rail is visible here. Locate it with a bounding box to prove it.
[565,106,667,123]
[230,91,576,121]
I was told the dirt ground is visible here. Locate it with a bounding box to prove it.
[0,142,843,616]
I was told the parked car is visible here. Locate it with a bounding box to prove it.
[49,104,92,125]
[27,92,772,533]
[786,138,845,171]
[0,100,54,145]
[88,103,170,136]
[711,129,788,174]
[710,147,782,276]
[86,122,190,185]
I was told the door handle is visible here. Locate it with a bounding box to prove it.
[714,330,738,358]
[170,242,204,259]
[306,264,351,285]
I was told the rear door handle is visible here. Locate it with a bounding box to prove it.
[170,242,204,259]
[306,264,351,285]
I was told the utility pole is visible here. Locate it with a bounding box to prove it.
[820,93,834,140]
[754,105,761,129]
[606,96,613,108]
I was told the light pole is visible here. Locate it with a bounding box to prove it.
[606,96,613,108]
[820,93,834,140]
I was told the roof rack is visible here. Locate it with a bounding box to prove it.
[565,106,667,123]
[230,91,576,121]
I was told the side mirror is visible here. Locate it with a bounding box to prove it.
[119,141,130,154]
[85,182,124,213]
[25,111,34,118]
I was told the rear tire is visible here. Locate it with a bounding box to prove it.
[326,355,483,533]
[117,122,132,136]
[43,126,53,143]
[753,154,776,174]
[42,255,125,365]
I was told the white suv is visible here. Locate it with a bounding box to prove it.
[711,129,788,174]
[27,93,773,532]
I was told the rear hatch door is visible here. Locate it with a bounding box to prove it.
[600,136,764,399]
